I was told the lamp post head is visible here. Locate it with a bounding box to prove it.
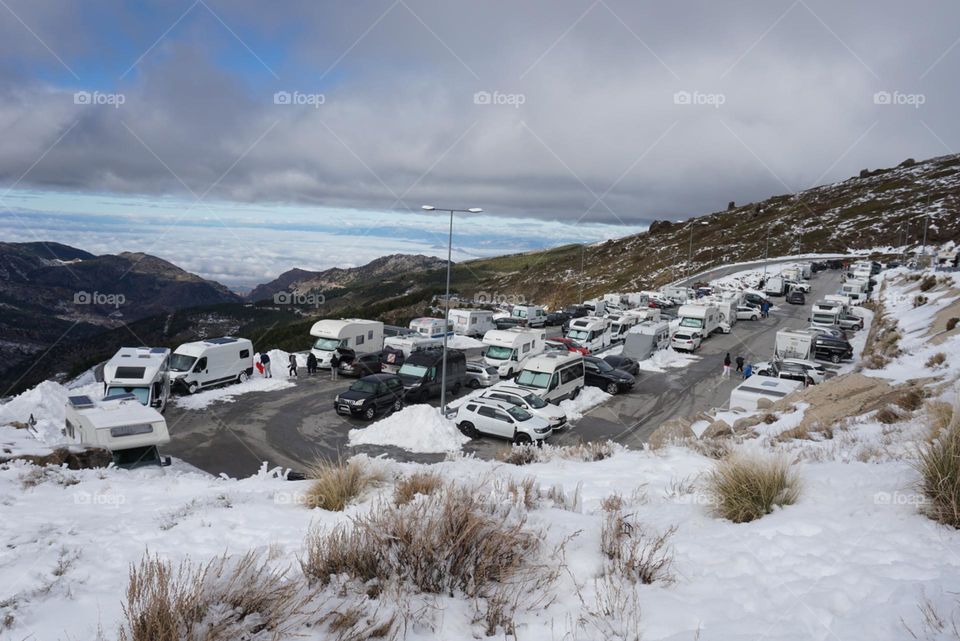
[467,208,483,213]
[421,205,436,211]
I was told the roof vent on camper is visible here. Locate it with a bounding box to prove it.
[68,395,96,409]
[150,347,167,354]
[206,337,239,345]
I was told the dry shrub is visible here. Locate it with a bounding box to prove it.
[708,455,800,523]
[600,509,675,585]
[681,436,732,459]
[875,406,902,425]
[304,459,373,511]
[302,485,541,598]
[926,401,954,436]
[760,413,778,425]
[500,440,620,465]
[919,275,938,292]
[118,552,306,641]
[948,317,960,332]
[393,471,442,506]
[500,444,540,466]
[895,389,925,412]
[926,352,947,368]
[914,295,929,307]
[915,419,960,529]
[542,482,583,512]
[601,493,624,513]
[500,476,538,510]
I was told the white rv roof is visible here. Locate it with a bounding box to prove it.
[733,375,803,398]
[310,318,382,337]
[523,352,582,372]
[67,395,164,428]
[104,347,170,382]
[483,328,542,346]
[628,320,669,334]
[174,337,251,357]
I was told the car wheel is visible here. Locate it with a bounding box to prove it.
[458,421,477,437]
[363,406,376,420]
[392,398,403,412]
[831,353,841,364]
[605,381,619,395]
[187,382,199,395]
[514,432,532,445]
[570,387,581,400]
[468,379,480,389]
[452,381,462,395]
[237,371,248,384]
[751,314,759,321]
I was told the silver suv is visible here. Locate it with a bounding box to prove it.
[455,398,552,444]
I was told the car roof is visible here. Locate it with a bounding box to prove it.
[360,373,399,381]
[466,397,513,410]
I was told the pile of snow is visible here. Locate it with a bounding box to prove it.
[0,379,102,457]
[637,348,700,372]
[348,404,470,453]
[445,334,484,349]
[172,349,297,410]
[557,385,611,421]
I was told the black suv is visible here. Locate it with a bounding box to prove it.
[334,373,404,420]
[813,335,853,364]
[495,317,523,330]
[785,290,806,305]
[584,356,635,395]
[546,311,572,326]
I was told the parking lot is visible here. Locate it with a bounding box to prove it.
[162,264,846,477]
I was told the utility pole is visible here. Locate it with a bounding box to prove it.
[579,243,584,304]
[922,195,931,268]
[686,225,693,281]
[762,226,770,280]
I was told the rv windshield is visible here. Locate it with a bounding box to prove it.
[506,406,533,421]
[515,370,550,388]
[105,385,150,405]
[485,346,515,360]
[169,354,196,372]
[679,317,704,329]
[567,329,590,341]
[398,363,430,379]
[313,338,342,351]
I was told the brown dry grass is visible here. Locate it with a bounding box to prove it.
[926,352,947,368]
[304,459,374,511]
[600,509,675,584]
[708,455,801,523]
[916,416,960,529]
[393,471,442,506]
[875,406,903,425]
[895,389,926,412]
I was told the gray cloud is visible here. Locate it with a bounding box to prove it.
[0,0,958,227]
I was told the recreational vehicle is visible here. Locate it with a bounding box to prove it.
[729,375,803,412]
[482,328,547,378]
[64,393,170,468]
[514,352,585,403]
[511,305,548,328]
[169,337,254,395]
[448,309,495,338]
[310,319,384,367]
[409,317,451,339]
[809,301,842,329]
[622,320,671,361]
[677,304,720,337]
[103,346,171,412]
[607,312,641,343]
[380,335,443,373]
[774,329,815,360]
[661,286,694,304]
[565,316,612,353]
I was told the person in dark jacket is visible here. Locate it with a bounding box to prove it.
[260,351,272,378]
[306,352,318,375]
[743,363,753,379]
[722,353,732,379]
[735,355,745,373]
[330,350,340,380]
[288,353,298,378]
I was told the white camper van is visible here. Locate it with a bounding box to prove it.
[448,309,495,338]
[607,312,641,343]
[582,299,607,316]
[169,337,254,395]
[64,393,170,468]
[511,305,548,328]
[482,328,547,378]
[310,319,384,367]
[810,301,841,328]
[622,320,671,361]
[514,352,585,403]
[677,304,720,337]
[565,316,612,353]
[409,317,451,339]
[103,347,171,412]
[661,286,694,305]
[840,279,869,304]
[622,292,649,309]
[774,329,815,360]
[729,375,803,411]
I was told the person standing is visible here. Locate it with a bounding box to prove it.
[722,353,732,379]
[330,350,340,381]
[743,362,753,379]
[306,352,318,375]
[735,355,745,374]
[288,353,298,378]
[260,351,272,378]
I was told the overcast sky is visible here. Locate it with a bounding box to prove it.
[1,0,957,283]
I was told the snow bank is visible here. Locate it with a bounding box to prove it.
[446,334,484,349]
[0,379,103,457]
[558,385,611,421]
[637,348,700,372]
[172,348,297,410]
[348,404,470,453]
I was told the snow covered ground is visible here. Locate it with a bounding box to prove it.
[347,405,470,453]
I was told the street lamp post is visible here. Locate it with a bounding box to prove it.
[762,227,770,280]
[421,205,483,417]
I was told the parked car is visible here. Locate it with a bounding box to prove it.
[481,384,567,430]
[546,311,572,326]
[813,335,854,364]
[786,290,806,305]
[755,361,815,386]
[338,350,383,377]
[838,312,864,331]
[494,317,524,330]
[465,361,500,389]
[671,331,702,352]
[736,305,760,321]
[787,280,811,293]
[806,326,847,340]
[564,305,590,319]
[545,336,590,355]
[583,356,635,395]
[455,398,553,444]
[826,259,843,270]
[602,354,640,376]
[754,359,826,385]
[334,373,404,420]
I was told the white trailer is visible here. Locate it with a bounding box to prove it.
[774,328,814,360]
[677,303,720,337]
[448,308,495,338]
[729,375,803,411]
[782,267,801,282]
[103,346,171,412]
[482,328,547,378]
[622,320,671,361]
[662,286,694,304]
[810,301,841,328]
[622,292,649,309]
[310,319,384,367]
[409,317,450,339]
[582,298,607,316]
[565,316,612,352]
[607,312,641,343]
[64,393,170,468]
[169,337,254,394]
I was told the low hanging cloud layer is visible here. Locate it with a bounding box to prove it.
[0,0,958,230]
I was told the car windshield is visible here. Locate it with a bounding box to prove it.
[398,363,429,378]
[169,354,196,372]
[313,337,341,351]
[567,329,589,340]
[592,359,614,372]
[515,370,551,388]
[522,392,547,408]
[485,345,514,360]
[506,406,533,421]
[485,366,499,375]
[679,317,704,329]
[348,379,379,394]
[104,385,150,405]
[674,333,691,340]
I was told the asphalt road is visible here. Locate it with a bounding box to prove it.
[163,265,846,477]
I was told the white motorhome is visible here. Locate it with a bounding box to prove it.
[169,337,254,395]
[677,304,720,337]
[729,375,803,411]
[310,319,384,367]
[448,309,495,338]
[810,301,841,328]
[782,267,802,282]
[607,312,641,343]
[823,294,851,312]
[383,334,442,356]
[582,299,607,316]
[840,279,869,304]
[565,316,611,353]
[103,346,171,412]
[409,317,451,339]
[774,329,814,360]
[64,393,170,467]
[764,276,787,296]
[482,328,547,378]
[514,352,585,403]
[602,293,626,312]
[511,305,548,328]
[622,292,649,309]
[701,297,737,332]
[661,286,694,304]
[622,320,671,361]
[798,263,813,279]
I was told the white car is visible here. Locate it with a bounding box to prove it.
[455,398,553,444]
[736,305,760,321]
[671,331,702,352]
[481,383,568,430]
[786,280,811,293]
[753,359,827,384]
